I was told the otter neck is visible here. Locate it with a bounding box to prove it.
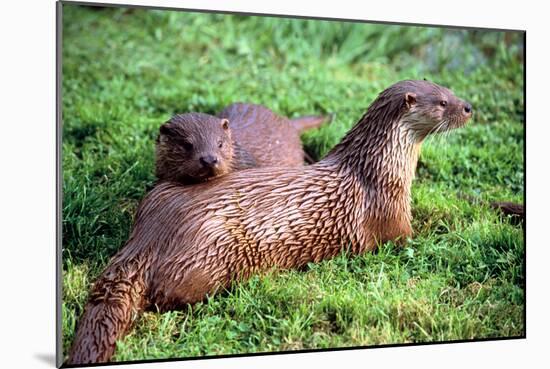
[326,112,421,221]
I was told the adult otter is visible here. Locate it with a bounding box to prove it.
[67,80,472,364]
[155,103,330,184]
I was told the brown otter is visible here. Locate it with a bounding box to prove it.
[490,201,524,225]
[67,80,472,364]
[458,194,524,227]
[155,103,330,184]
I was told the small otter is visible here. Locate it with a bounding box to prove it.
[155,104,330,184]
[67,80,472,364]
[155,113,240,183]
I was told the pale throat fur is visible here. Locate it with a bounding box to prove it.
[324,102,425,247]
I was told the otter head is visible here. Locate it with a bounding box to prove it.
[155,112,233,184]
[383,80,472,142]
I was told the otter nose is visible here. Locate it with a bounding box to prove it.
[200,155,218,168]
[464,103,472,114]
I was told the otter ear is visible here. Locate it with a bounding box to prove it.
[405,92,417,109]
[221,118,230,130]
[159,122,175,137]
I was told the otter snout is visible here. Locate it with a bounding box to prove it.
[199,155,219,169]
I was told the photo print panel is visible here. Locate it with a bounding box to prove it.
[57,1,525,366]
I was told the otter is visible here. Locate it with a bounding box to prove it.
[458,194,524,226]
[155,103,330,184]
[490,201,524,225]
[67,80,472,364]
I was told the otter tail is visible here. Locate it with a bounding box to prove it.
[66,261,147,364]
[290,113,334,133]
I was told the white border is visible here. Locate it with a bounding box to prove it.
[1,0,547,368]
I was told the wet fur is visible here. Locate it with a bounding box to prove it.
[67,80,472,364]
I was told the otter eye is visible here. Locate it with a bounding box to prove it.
[218,140,223,148]
[182,142,193,151]
[440,100,447,107]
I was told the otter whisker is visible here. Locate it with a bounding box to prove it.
[424,119,448,150]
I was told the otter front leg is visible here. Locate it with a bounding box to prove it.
[366,215,413,250]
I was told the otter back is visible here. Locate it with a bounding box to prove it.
[219,103,323,168]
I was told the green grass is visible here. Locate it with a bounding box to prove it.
[61,4,525,362]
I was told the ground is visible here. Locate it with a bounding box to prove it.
[61,4,525,362]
